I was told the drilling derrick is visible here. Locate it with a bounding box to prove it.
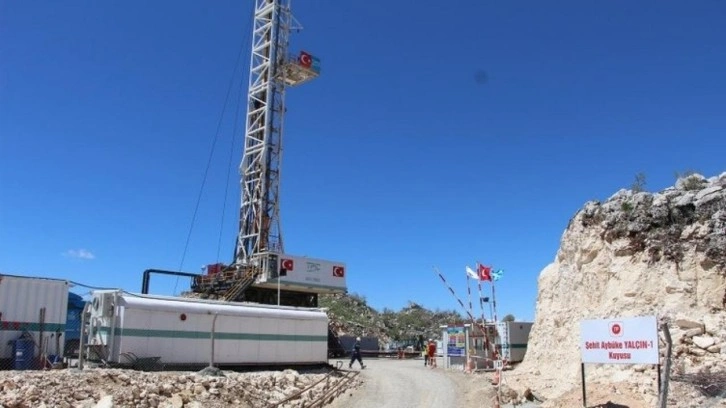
[191,0,345,306]
[236,0,290,267]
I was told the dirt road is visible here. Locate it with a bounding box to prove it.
[326,357,462,408]
[326,357,545,408]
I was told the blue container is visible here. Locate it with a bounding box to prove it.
[65,292,86,341]
[12,338,34,370]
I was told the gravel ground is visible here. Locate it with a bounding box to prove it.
[324,357,542,408]
[0,366,361,408]
[326,357,458,408]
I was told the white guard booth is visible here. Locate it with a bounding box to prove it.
[86,290,329,367]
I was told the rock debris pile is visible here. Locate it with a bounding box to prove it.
[0,367,361,408]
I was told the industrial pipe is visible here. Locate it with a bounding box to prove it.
[141,269,202,294]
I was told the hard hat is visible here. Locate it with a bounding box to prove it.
[356,337,361,341]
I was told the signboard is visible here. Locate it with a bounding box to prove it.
[446,326,466,357]
[580,316,659,364]
[276,254,347,291]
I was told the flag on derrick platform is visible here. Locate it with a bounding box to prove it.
[491,269,504,281]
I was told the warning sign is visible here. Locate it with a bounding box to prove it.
[580,316,659,364]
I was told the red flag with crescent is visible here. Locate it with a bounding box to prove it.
[478,264,492,281]
[299,51,312,68]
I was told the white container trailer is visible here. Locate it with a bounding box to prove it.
[86,290,329,367]
[0,274,70,362]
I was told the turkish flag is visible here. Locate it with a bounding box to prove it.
[299,51,312,68]
[332,266,345,277]
[281,259,294,271]
[478,265,492,281]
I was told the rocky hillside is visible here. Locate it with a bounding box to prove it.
[319,293,463,346]
[511,172,726,407]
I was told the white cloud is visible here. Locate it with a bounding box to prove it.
[63,249,96,260]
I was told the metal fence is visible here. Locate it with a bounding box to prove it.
[0,301,82,371]
[0,326,69,371]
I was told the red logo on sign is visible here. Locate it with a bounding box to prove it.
[610,322,623,337]
[281,259,294,271]
[332,266,345,277]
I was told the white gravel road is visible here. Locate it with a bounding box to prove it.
[327,357,460,408]
[326,357,543,408]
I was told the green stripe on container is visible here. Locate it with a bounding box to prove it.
[499,343,528,349]
[100,327,326,342]
[0,322,66,332]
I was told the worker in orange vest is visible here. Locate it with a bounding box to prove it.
[427,339,437,368]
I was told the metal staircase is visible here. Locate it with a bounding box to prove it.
[222,267,261,302]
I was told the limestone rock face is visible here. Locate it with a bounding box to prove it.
[517,172,726,402]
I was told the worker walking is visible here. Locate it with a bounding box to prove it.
[349,337,365,369]
[427,339,437,368]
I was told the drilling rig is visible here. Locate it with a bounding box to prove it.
[190,0,347,307]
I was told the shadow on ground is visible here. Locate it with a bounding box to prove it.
[591,402,630,408]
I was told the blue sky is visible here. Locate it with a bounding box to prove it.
[1,1,725,322]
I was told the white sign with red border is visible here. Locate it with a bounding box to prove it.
[580,316,659,364]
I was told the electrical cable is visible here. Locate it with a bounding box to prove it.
[217,65,249,264]
[174,4,255,296]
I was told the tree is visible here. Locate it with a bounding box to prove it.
[501,314,516,322]
[631,172,647,193]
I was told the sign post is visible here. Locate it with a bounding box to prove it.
[440,325,449,369]
[579,316,660,407]
[464,323,471,372]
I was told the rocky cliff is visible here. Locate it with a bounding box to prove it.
[515,172,726,406]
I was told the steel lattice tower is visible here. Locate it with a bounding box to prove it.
[236,0,316,266]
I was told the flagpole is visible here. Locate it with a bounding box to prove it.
[491,279,498,323]
[475,262,489,359]
[434,266,489,346]
[466,269,474,320]
[475,263,487,329]
[476,262,497,359]
[489,297,495,325]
